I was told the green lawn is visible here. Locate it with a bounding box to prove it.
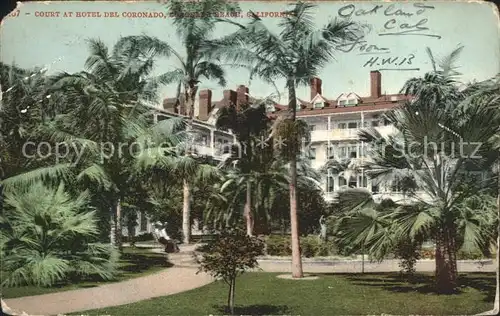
[1,246,170,299]
[78,272,495,315]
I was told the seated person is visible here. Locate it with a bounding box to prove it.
[153,222,179,253]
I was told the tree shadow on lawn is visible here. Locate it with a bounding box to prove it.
[213,304,290,315]
[119,247,173,275]
[329,272,495,301]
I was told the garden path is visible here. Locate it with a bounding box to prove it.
[3,245,213,316]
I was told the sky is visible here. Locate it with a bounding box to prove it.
[1,0,499,107]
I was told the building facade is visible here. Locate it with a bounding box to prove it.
[128,71,415,238]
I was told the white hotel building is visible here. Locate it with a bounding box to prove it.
[158,71,412,202]
[133,71,411,236]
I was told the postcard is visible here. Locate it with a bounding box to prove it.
[1,1,500,316]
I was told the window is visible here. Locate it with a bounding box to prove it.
[347,122,358,129]
[223,140,230,154]
[371,120,379,127]
[339,177,347,187]
[348,146,357,158]
[338,146,348,159]
[359,145,367,158]
[339,100,347,106]
[201,135,208,146]
[348,177,357,188]
[338,123,347,129]
[328,146,335,159]
[391,181,402,192]
[314,102,323,109]
[327,176,335,192]
[363,121,369,128]
[346,99,357,106]
[372,184,379,193]
[308,147,316,160]
[358,175,368,187]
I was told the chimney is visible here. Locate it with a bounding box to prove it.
[236,85,249,110]
[222,89,237,107]
[198,89,212,121]
[163,98,175,113]
[370,71,382,99]
[310,77,322,100]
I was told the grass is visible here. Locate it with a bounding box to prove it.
[78,272,495,315]
[1,246,171,299]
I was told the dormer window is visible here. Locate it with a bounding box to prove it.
[346,99,357,106]
[314,102,323,109]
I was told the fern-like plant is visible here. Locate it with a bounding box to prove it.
[0,182,119,287]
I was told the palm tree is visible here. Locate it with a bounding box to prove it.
[466,74,500,314]
[208,1,359,277]
[353,48,500,292]
[1,182,119,287]
[1,38,181,250]
[215,100,271,235]
[121,0,240,244]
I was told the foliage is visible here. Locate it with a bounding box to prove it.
[0,182,119,287]
[264,235,337,257]
[394,239,422,276]
[208,0,361,277]
[196,228,264,314]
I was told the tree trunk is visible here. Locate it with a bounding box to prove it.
[494,166,500,312]
[244,180,254,236]
[110,205,116,247]
[435,225,458,293]
[116,199,122,250]
[227,276,236,315]
[128,221,136,248]
[182,179,191,244]
[180,83,198,245]
[287,79,303,278]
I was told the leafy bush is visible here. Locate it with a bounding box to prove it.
[197,229,264,315]
[265,235,292,256]
[394,240,421,276]
[456,249,486,260]
[264,235,337,257]
[419,248,487,260]
[0,183,120,287]
[122,232,154,243]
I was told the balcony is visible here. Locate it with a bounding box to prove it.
[309,125,398,143]
[310,129,360,142]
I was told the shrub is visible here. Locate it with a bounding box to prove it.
[265,235,292,256]
[419,248,487,260]
[197,229,264,315]
[122,232,154,243]
[0,183,120,287]
[456,249,486,260]
[394,240,421,276]
[264,235,337,257]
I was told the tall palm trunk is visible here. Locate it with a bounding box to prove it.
[181,83,198,244]
[109,199,122,250]
[435,224,458,293]
[116,199,122,250]
[287,79,303,278]
[182,179,191,244]
[244,180,253,236]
